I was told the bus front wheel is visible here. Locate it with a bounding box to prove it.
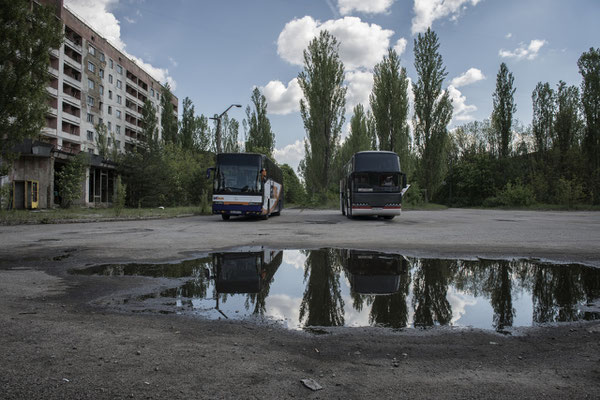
[341,194,346,216]
[221,214,230,221]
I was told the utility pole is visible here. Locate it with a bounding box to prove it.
[210,104,241,153]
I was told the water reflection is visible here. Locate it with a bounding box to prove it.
[70,249,600,331]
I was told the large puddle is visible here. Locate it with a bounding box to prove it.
[70,248,600,332]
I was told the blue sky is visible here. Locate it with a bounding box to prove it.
[65,0,600,171]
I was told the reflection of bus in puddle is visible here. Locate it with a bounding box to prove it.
[213,249,283,294]
[341,250,408,295]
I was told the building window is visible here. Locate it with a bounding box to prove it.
[87,96,94,106]
[109,59,113,69]
[108,74,113,84]
[116,125,121,134]
[87,130,94,141]
[157,93,160,101]
[99,52,105,62]
[108,137,112,146]
[87,113,94,123]
[88,45,95,56]
[99,85,104,95]
[117,95,122,104]
[116,64,123,75]
[99,68,104,78]
[116,110,121,119]
[107,121,112,131]
[88,79,94,90]
[108,105,112,115]
[98,117,103,125]
[116,140,121,149]
[151,88,155,97]
[88,61,95,73]
[116,80,122,89]
[108,90,113,100]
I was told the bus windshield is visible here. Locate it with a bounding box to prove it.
[215,155,262,194]
[354,153,400,172]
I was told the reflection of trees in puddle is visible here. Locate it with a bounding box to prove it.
[412,259,454,328]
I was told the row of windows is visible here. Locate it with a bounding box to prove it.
[86,129,121,148]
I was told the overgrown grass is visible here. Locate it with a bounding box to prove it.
[0,206,208,225]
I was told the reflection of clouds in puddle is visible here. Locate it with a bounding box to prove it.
[282,250,307,271]
[342,295,371,327]
[265,294,303,329]
[447,288,479,326]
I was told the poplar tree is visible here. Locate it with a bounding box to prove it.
[179,97,196,150]
[141,99,159,146]
[531,82,555,155]
[554,81,580,163]
[578,48,600,202]
[412,28,453,201]
[0,0,63,175]
[339,104,373,166]
[370,48,410,167]
[298,30,346,197]
[160,83,178,144]
[245,87,275,157]
[492,63,517,159]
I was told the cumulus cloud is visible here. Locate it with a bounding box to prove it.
[345,70,374,111]
[261,78,303,115]
[499,39,547,60]
[412,0,481,34]
[447,85,477,121]
[273,140,305,173]
[277,16,394,71]
[338,0,394,15]
[64,0,176,89]
[393,37,408,56]
[450,68,485,88]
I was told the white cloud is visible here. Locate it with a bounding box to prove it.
[261,78,303,115]
[168,57,178,68]
[64,0,176,89]
[338,0,394,15]
[273,140,305,173]
[505,32,512,39]
[123,16,136,24]
[499,39,547,60]
[277,16,394,71]
[345,70,374,111]
[450,68,485,88]
[412,0,481,35]
[447,85,477,122]
[393,37,408,56]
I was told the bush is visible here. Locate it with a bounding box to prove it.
[403,180,424,206]
[554,178,585,208]
[113,176,126,216]
[497,179,536,207]
[56,153,88,208]
[0,183,11,210]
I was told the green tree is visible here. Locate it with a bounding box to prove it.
[195,114,212,152]
[370,48,410,168]
[554,81,581,158]
[492,63,517,159]
[179,97,196,150]
[412,28,453,201]
[160,83,178,144]
[281,164,306,204]
[578,48,600,203]
[245,87,275,156]
[531,82,555,155]
[0,0,63,175]
[56,152,88,208]
[141,99,159,146]
[298,30,346,198]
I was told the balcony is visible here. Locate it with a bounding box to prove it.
[63,93,81,107]
[49,48,59,57]
[48,66,59,78]
[64,37,82,53]
[42,127,57,137]
[46,86,58,97]
[47,107,58,117]
[64,54,82,71]
[62,112,81,125]
[63,74,81,88]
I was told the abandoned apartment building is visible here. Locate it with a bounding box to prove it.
[2,0,178,209]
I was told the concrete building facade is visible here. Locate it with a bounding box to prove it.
[6,0,178,209]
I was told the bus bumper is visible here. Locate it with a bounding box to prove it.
[351,206,402,216]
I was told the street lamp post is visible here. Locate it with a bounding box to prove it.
[210,104,242,153]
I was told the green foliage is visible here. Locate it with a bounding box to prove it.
[179,97,195,150]
[160,83,178,144]
[281,164,305,204]
[578,48,600,203]
[298,30,346,198]
[492,63,517,158]
[497,180,536,207]
[554,177,585,207]
[370,48,410,169]
[221,115,240,153]
[0,183,11,210]
[113,176,126,216]
[412,28,453,202]
[141,99,159,144]
[0,0,63,175]
[245,87,275,157]
[56,153,88,208]
[532,82,555,155]
[554,81,581,164]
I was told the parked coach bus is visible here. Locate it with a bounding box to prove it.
[340,151,409,219]
[208,153,283,220]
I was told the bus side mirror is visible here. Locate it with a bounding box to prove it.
[402,173,407,189]
[261,168,267,182]
[206,167,215,179]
